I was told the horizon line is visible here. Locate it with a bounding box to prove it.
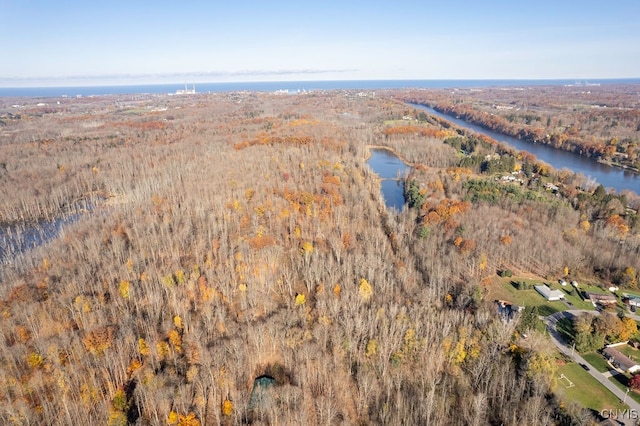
[2,77,640,90]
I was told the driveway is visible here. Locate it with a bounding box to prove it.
[545,310,640,425]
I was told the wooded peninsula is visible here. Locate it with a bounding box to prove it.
[0,84,639,425]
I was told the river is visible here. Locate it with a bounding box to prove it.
[367,148,410,210]
[411,104,640,195]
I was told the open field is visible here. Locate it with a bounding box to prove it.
[487,276,565,316]
[556,361,627,411]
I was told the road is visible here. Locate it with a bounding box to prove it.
[545,310,640,425]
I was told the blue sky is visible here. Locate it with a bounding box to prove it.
[1,0,639,86]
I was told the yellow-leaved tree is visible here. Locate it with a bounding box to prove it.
[301,241,313,255]
[333,284,341,297]
[620,317,638,341]
[478,253,488,271]
[622,266,638,288]
[222,399,234,416]
[118,280,130,299]
[358,278,373,301]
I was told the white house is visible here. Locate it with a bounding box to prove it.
[603,347,640,374]
[624,294,640,308]
[534,285,565,301]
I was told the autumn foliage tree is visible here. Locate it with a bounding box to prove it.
[630,374,640,391]
[0,87,634,425]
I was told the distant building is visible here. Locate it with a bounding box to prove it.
[176,84,196,95]
[534,285,565,301]
[603,347,640,373]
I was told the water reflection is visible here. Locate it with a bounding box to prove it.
[0,198,96,264]
[367,148,411,210]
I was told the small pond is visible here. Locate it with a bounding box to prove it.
[367,148,411,210]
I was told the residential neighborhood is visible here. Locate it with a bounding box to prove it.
[490,273,640,421]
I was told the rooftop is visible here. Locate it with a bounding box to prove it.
[603,347,639,372]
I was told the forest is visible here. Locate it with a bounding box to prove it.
[0,87,639,425]
[398,84,640,172]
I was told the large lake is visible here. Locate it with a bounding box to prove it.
[3,79,639,98]
[367,148,410,210]
[412,104,640,195]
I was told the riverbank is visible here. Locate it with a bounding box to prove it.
[430,104,640,175]
[408,103,640,195]
[597,157,640,174]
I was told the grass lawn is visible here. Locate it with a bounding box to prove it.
[488,277,565,316]
[608,373,640,405]
[560,287,595,310]
[556,361,627,411]
[616,344,640,363]
[582,352,612,373]
[578,282,606,292]
[622,289,640,297]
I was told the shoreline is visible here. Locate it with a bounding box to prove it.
[365,144,415,169]
[428,104,640,177]
[408,103,640,194]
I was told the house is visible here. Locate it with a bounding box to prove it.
[495,300,523,321]
[534,285,565,301]
[603,347,640,373]
[544,183,559,193]
[623,294,640,308]
[587,292,617,307]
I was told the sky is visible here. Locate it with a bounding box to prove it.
[1,0,639,86]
